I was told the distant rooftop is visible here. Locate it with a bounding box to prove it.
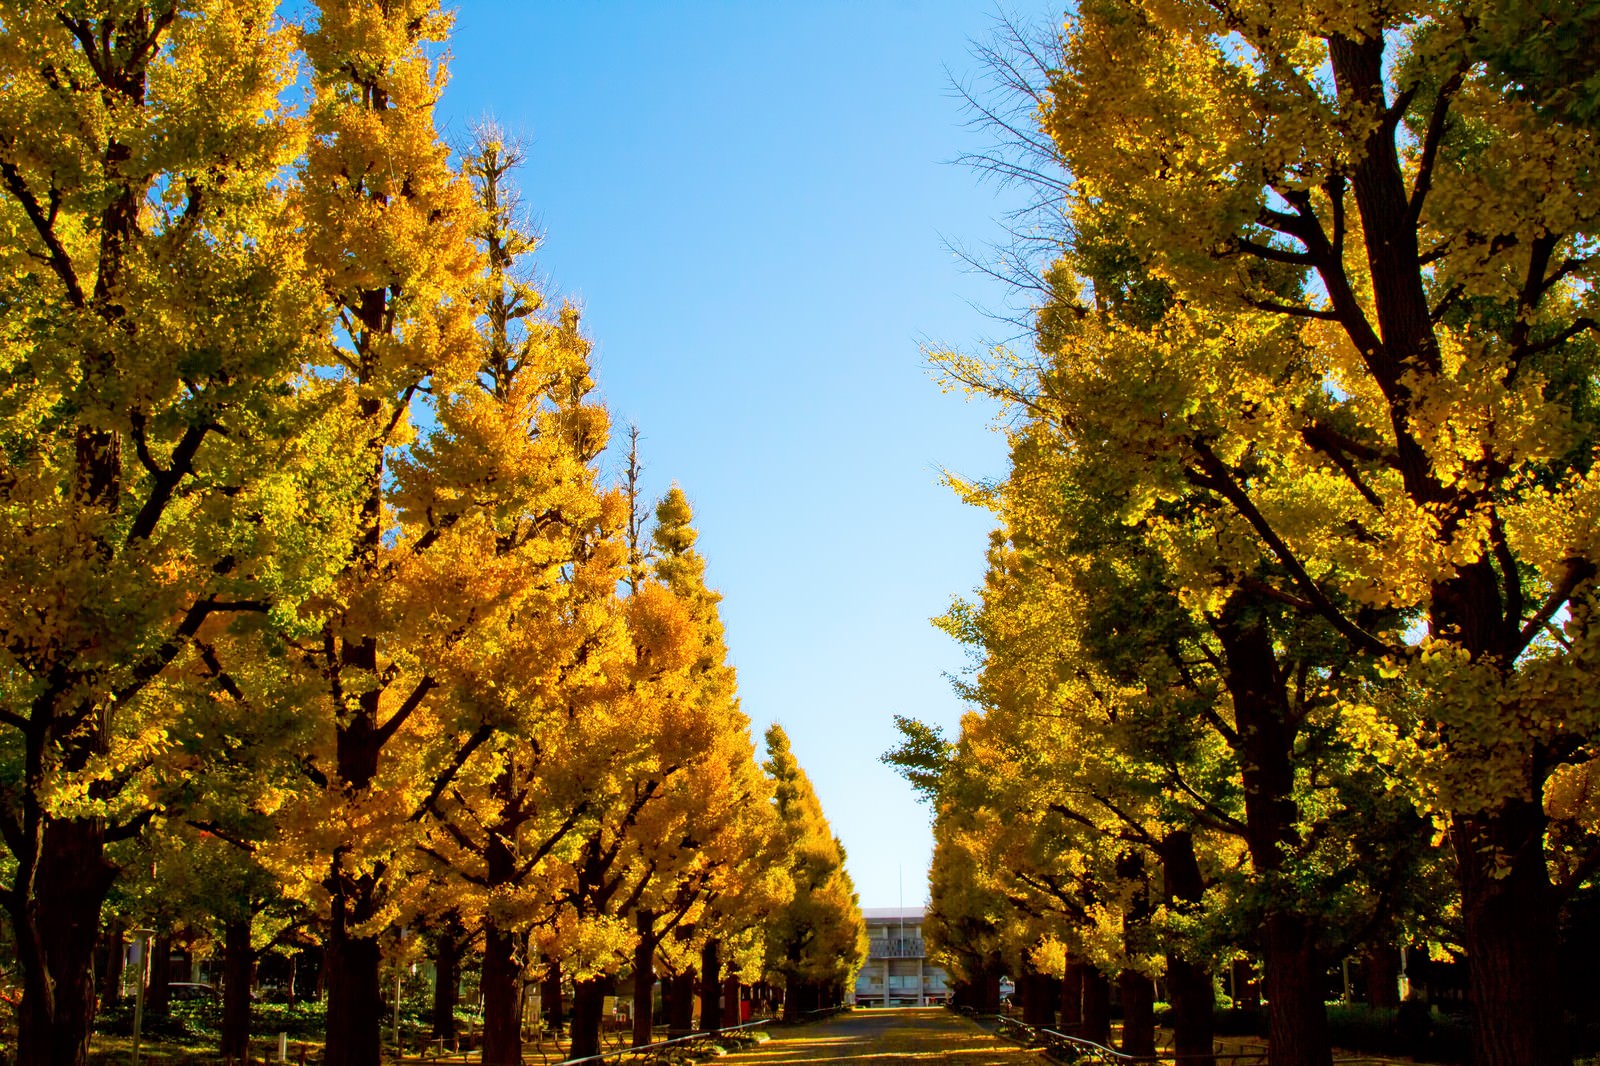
[861,906,927,920]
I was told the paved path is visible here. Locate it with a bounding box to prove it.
[720,1007,1044,1065]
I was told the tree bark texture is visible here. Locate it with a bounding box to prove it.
[147,933,174,1016]
[11,818,117,1066]
[480,924,523,1066]
[221,918,254,1063]
[323,873,383,1066]
[1059,960,1084,1032]
[1217,604,1332,1066]
[699,938,722,1032]
[1081,967,1112,1047]
[632,911,657,1047]
[96,920,126,1009]
[1162,832,1215,1064]
[1119,970,1157,1057]
[670,970,696,1031]
[542,962,565,1032]
[1364,945,1401,1009]
[568,976,609,1061]
[431,922,462,1041]
[1022,968,1056,1027]
[1452,802,1569,1066]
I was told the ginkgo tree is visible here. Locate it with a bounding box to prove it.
[0,5,331,1064]
[762,724,867,1019]
[1027,3,1600,1063]
[931,3,1599,1063]
[395,128,633,1066]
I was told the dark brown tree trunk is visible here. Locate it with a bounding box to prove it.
[1452,801,1570,1066]
[568,976,609,1060]
[632,911,657,1047]
[323,871,383,1066]
[431,921,463,1041]
[1262,914,1333,1066]
[221,917,254,1062]
[1364,945,1400,1009]
[980,967,1002,1012]
[1218,605,1331,1066]
[1081,967,1112,1047]
[542,962,565,1032]
[12,818,117,1066]
[1119,970,1156,1057]
[671,970,696,1030]
[147,933,174,1016]
[1162,831,1215,1064]
[1168,952,1216,1065]
[480,925,523,1066]
[1059,961,1084,1032]
[723,974,741,1026]
[1022,968,1055,1027]
[324,697,385,1066]
[699,938,722,1032]
[97,919,126,1009]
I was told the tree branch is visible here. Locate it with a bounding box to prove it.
[1186,440,1398,658]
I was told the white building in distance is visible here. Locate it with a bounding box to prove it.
[852,906,951,1008]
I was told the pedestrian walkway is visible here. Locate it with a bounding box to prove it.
[719,1007,1045,1064]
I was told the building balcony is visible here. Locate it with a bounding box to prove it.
[867,938,924,959]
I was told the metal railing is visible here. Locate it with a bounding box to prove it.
[974,1011,1419,1066]
[553,1018,769,1066]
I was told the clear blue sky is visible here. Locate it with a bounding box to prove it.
[438,2,1056,908]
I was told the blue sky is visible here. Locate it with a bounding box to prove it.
[438,2,1057,908]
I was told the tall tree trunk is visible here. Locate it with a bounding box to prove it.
[1162,831,1215,1064]
[1119,970,1156,1057]
[568,976,609,1060]
[97,919,126,1009]
[480,924,523,1066]
[1081,967,1112,1047]
[1022,968,1055,1027]
[671,970,696,1030]
[12,818,117,1066]
[147,933,174,1016]
[981,966,1002,1012]
[1364,944,1400,1009]
[323,868,383,1066]
[324,697,385,1066]
[1218,604,1331,1066]
[1262,913,1333,1066]
[722,974,742,1026]
[1452,800,1569,1066]
[542,962,565,1032]
[431,921,463,1041]
[221,917,254,1063]
[699,939,722,1033]
[1059,960,1084,1032]
[632,912,657,1047]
